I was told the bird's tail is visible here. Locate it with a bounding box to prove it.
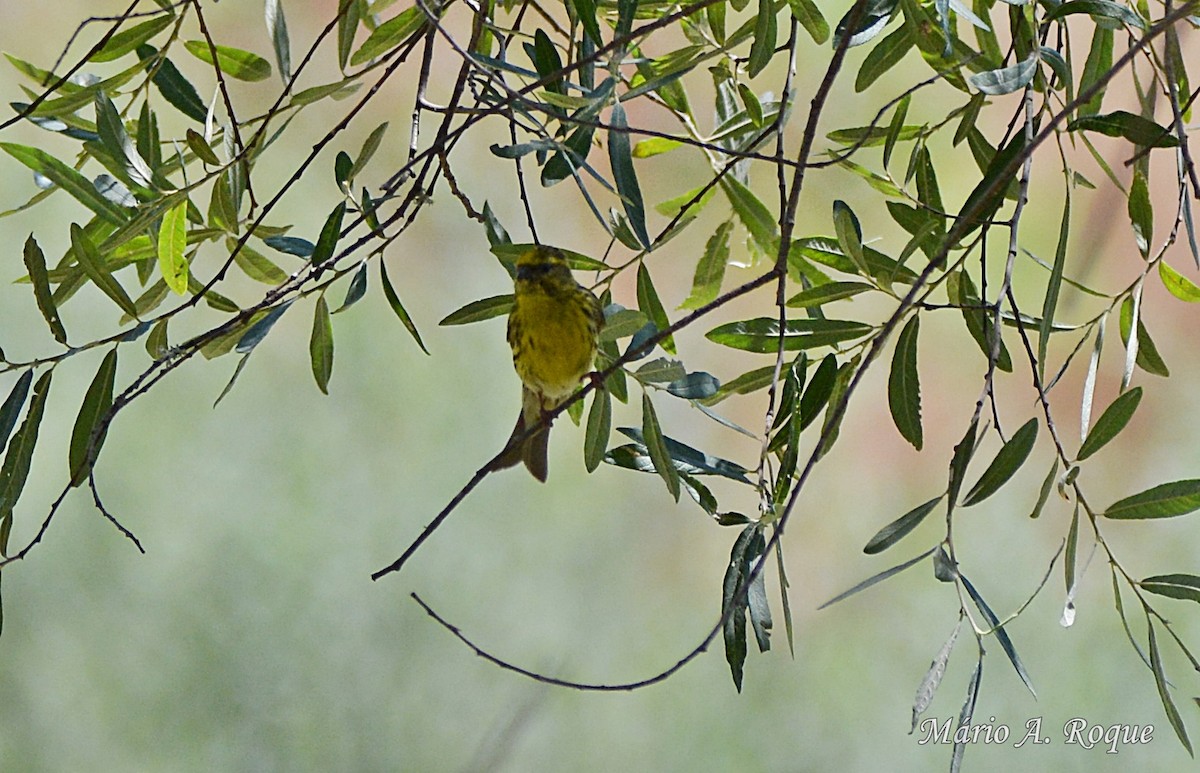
[490,388,551,482]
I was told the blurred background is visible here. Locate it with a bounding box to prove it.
[0,2,1198,771]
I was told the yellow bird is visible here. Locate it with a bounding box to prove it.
[492,246,603,481]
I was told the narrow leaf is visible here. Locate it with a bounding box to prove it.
[157,198,189,294]
[1142,574,1200,604]
[236,301,293,353]
[1149,623,1194,756]
[680,220,731,310]
[911,618,962,733]
[888,315,922,450]
[642,393,680,501]
[1,142,129,224]
[636,263,674,353]
[1159,261,1200,303]
[1078,387,1141,461]
[311,202,346,265]
[439,294,512,326]
[70,223,138,317]
[0,372,33,457]
[68,349,118,486]
[584,387,612,473]
[609,102,651,250]
[865,495,942,554]
[818,547,937,609]
[22,235,67,344]
[183,41,272,81]
[350,6,427,67]
[0,371,52,524]
[265,0,292,83]
[963,418,1039,506]
[309,296,334,394]
[1104,480,1200,520]
[961,575,1036,697]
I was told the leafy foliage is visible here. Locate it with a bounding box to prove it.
[1,0,1199,767]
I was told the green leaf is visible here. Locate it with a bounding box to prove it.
[680,220,731,310]
[70,223,138,317]
[265,0,292,82]
[1,142,129,224]
[608,102,651,251]
[642,393,680,501]
[236,301,293,353]
[856,24,912,92]
[0,372,33,458]
[785,281,874,308]
[310,296,334,394]
[788,0,830,43]
[146,318,169,359]
[337,0,362,69]
[864,495,942,554]
[334,263,368,314]
[380,260,429,354]
[1078,26,1113,117]
[791,236,920,285]
[1128,167,1153,255]
[1077,387,1141,461]
[833,0,899,48]
[183,40,272,81]
[747,0,778,78]
[1045,0,1147,30]
[439,294,512,326]
[599,308,650,342]
[1159,261,1200,302]
[68,349,117,486]
[157,199,189,294]
[1038,192,1071,380]
[349,122,389,181]
[233,243,288,284]
[1141,574,1200,604]
[311,202,346,265]
[665,372,720,400]
[1029,458,1058,519]
[700,366,776,404]
[961,575,1036,698]
[92,15,176,62]
[609,428,751,483]
[584,387,612,473]
[722,525,756,691]
[946,269,1012,372]
[968,52,1038,95]
[635,358,686,384]
[832,200,869,277]
[1067,111,1178,148]
[186,128,221,165]
[957,132,1025,234]
[94,91,154,188]
[888,315,922,450]
[1119,297,1170,377]
[963,418,1038,506]
[1149,623,1193,756]
[818,547,937,609]
[707,317,872,353]
[350,6,427,67]
[22,235,67,344]
[947,418,978,510]
[0,370,52,526]
[137,45,207,122]
[636,263,674,353]
[721,177,778,256]
[572,0,604,46]
[1104,480,1200,520]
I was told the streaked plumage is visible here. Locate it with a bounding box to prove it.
[493,246,603,481]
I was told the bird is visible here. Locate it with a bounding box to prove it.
[491,245,603,481]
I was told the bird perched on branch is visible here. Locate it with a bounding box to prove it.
[492,246,603,482]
